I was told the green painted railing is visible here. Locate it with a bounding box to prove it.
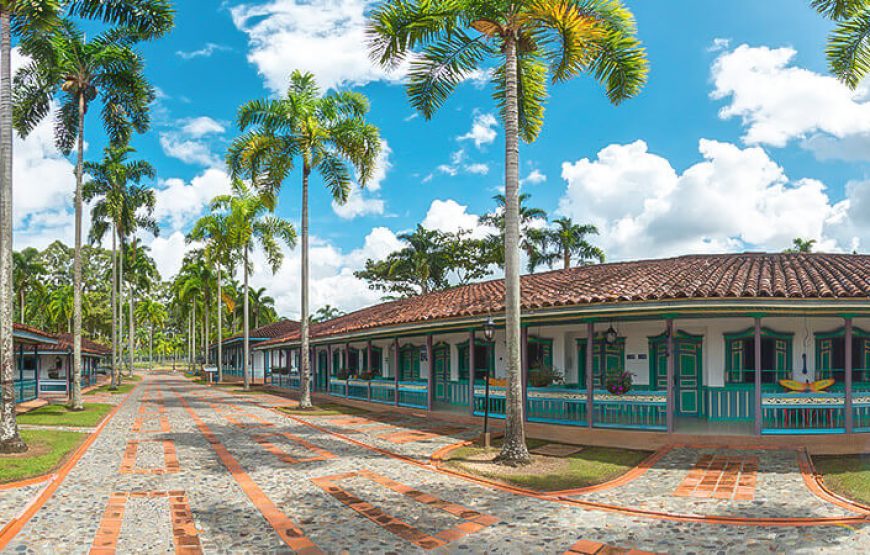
[15,379,37,403]
[289,375,301,389]
[762,393,845,434]
[853,395,870,432]
[592,391,666,430]
[445,380,470,406]
[329,379,347,397]
[473,386,506,419]
[526,387,587,426]
[347,380,370,401]
[398,381,427,409]
[706,386,754,421]
[370,380,395,405]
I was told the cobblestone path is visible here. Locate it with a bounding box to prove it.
[3,374,870,554]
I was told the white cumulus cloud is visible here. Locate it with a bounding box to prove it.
[230,0,406,92]
[711,43,870,158]
[153,168,233,232]
[558,139,866,259]
[458,113,498,148]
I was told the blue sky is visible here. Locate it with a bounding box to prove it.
[11,0,870,318]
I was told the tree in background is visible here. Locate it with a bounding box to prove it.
[356,225,492,298]
[135,298,166,369]
[480,193,548,269]
[311,305,346,323]
[230,70,380,409]
[188,211,234,382]
[212,181,297,390]
[12,247,45,324]
[370,0,647,464]
[531,217,604,271]
[785,238,817,253]
[812,0,869,88]
[84,144,156,387]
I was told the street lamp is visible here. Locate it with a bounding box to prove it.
[604,325,618,345]
[482,316,495,448]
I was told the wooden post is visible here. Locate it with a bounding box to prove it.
[427,334,434,412]
[845,317,854,433]
[367,341,373,401]
[327,344,333,387]
[586,323,594,428]
[34,344,39,396]
[393,338,400,406]
[754,317,763,436]
[468,330,476,415]
[666,319,675,433]
[521,326,528,422]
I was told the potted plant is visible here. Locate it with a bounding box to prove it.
[605,371,633,395]
[528,365,564,388]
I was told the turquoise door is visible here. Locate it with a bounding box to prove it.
[317,351,328,389]
[434,346,450,400]
[676,342,702,416]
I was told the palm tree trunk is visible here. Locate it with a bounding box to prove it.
[19,290,24,323]
[0,11,25,453]
[217,265,223,382]
[69,92,85,412]
[300,166,312,408]
[110,227,118,388]
[243,246,250,391]
[149,324,153,370]
[118,237,125,381]
[128,286,134,377]
[563,248,571,270]
[496,35,530,466]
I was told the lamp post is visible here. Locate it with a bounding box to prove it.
[482,316,496,448]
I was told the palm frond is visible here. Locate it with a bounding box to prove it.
[827,8,870,89]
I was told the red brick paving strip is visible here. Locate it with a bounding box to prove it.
[251,432,336,465]
[175,390,323,554]
[311,469,498,550]
[673,455,759,501]
[378,426,467,445]
[89,491,202,555]
[564,538,659,554]
[119,440,180,475]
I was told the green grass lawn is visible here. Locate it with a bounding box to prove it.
[85,382,136,395]
[814,454,870,505]
[0,429,86,483]
[279,402,369,417]
[444,438,651,492]
[17,403,114,428]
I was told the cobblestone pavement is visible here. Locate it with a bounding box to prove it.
[4,374,870,554]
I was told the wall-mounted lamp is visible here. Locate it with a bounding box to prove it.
[604,325,618,345]
[483,316,496,342]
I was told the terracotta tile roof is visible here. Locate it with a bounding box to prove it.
[257,253,870,347]
[219,319,301,345]
[12,323,57,344]
[35,333,112,356]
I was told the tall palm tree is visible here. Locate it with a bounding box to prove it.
[481,193,548,268]
[84,144,156,387]
[212,181,297,390]
[369,0,647,465]
[188,212,234,382]
[47,284,74,333]
[535,217,604,271]
[12,247,45,323]
[248,287,276,330]
[124,240,159,375]
[0,0,171,453]
[812,0,869,88]
[229,70,380,407]
[14,20,155,410]
[135,298,166,369]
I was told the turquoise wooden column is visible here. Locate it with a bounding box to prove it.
[34,345,39,397]
[586,323,594,429]
[754,318,763,436]
[426,335,434,412]
[468,330,476,416]
[393,337,400,406]
[666,319,675,433]
[845,317,854,433]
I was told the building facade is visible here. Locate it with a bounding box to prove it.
[256,254,870,437]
